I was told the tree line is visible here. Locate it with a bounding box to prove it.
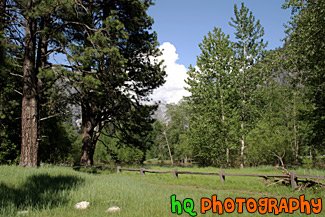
[1,0,324,168]
[0,0,165,166]
[146,0,324,168]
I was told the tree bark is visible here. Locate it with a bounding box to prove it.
[226,148,229,166]
[240,124,245,169]
[293,91,299,163]
[220,93,230,167]
[20,0,39,167]
[240,42,247,169]
[80,100,97,166]
[240,87,246,169]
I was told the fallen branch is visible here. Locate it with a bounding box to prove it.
[273,151,289,175]
[267,178,287,187]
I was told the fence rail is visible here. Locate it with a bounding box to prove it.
[116,166,325,190]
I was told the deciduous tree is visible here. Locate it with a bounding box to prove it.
[283,0,325,156]
[229,3,267,168]
[185,28,238,166]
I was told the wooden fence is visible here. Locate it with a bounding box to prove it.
[116,167,325,190]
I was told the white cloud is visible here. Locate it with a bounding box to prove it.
[151,42,190,104]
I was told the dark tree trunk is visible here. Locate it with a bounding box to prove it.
[0,0,5,123]
[80,100,97,166]
[36,17,48,70]
[0,0,5,30]
[35,16,48,165]
[20,0,39,167]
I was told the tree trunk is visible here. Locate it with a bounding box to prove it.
[20,0,39,167]
[220,93,230,167]
[309,149,312,162]
[80,101,97,166]
[240,125,245,169]
[184,155,188,164]
[0,0,5,29]
[226,148,229,166]
[240,101,246,169]
[293,91,299,163]
[163,130,173,165]
[240,93,246,169]
[0,1,4,116]
[35,16,48,165]
[240,42,247,169]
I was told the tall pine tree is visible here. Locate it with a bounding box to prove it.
[4,0,73,166]
[59,0,166,166]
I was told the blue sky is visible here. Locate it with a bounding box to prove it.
[148,0,293,103]
[51,1,293,104]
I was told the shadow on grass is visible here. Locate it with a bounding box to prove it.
[73,166,115,174]
[0,174,85,211]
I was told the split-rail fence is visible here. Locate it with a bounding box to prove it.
[116,167,325,190]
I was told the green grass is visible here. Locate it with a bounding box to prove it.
[0,165,324,216]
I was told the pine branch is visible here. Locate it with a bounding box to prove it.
[14,89,23,96]
[40,112,65,121]
[44,48,62,57]
[46,63,74,69]
[10,72,23,78]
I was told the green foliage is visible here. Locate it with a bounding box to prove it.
[1,0,323,168]
[1,23,81,165]
[145,120,166,161]
[0,75,21,165]
[283,0,325,154]
[57,0,166,165]
[146,101,192,163]
[165,102,191,163]
[174,133,191,163]
[118,147,144,164]
[185,4,269,167]
[94,130,145,164]
[182,1,324,167]
[229,2,268,167]
[0,142,19,165]
[93,103,158,164]
[93,137,116,164]
[229,2,267,63]
[39,118,81,165]
[0,27,22,165]
[185,28,239,166]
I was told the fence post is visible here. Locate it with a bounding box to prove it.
[290,171,298,189]
[220,169,225,183]
[117,166,121,174]
[172,168,178,179]
[140,168,145,176]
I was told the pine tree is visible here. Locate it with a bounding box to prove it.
[4,0,73,166]
[59,0,166,166]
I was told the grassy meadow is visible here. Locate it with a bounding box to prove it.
[0,165,324,216]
